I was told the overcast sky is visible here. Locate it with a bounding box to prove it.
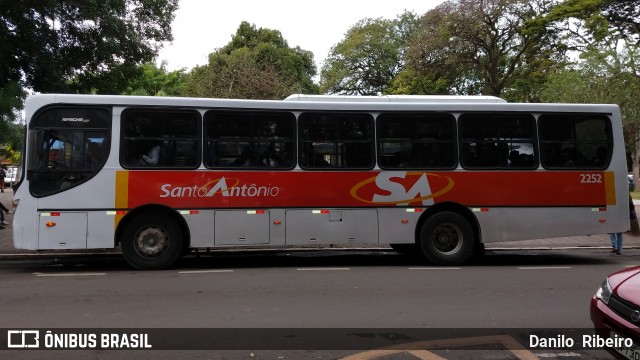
[157,0,445,72]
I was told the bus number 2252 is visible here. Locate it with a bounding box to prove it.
[580,173,603,184]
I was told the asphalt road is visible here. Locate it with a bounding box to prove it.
[1,248,638,359]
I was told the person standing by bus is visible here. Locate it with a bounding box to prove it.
[609,194,638,254]
[0,201,10,228]
[0,165,6,192]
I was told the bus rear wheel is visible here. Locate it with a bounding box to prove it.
[418,211,474,266]
[121,213,183,270]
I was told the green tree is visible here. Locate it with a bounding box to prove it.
[0,0,178,106]
[402,0,563,99]
[319,12,420,95]
[0,81,25,159]
[541,45,640,183]
[0,118,24,165]
[531,0,639,51]
[122,62,187,96]
[186,22,318,99]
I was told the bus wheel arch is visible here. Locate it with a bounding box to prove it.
[415,203,480,266]
[115,205,191,270]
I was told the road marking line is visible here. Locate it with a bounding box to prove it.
[518,266,572,270]
[409,267,461,270]
[178,269,234,274]
[296,268,351,271]
[534,352,582,358]
[341,349,447,360]
[33,272,106,277]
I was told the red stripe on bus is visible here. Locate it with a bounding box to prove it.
[124,170,608,208]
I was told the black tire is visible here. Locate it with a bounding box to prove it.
[418,211,475,266]
[389,244,417,256]
[121,212,183,270]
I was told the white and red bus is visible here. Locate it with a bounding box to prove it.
[11,94,629,269]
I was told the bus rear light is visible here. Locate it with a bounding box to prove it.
[401,219,409,224]
[273,220,282,225]
[312,210,330,214]
[45,222,56,227]
[405,208,423,213]
[599,219,606,223]
[246,210,265,215]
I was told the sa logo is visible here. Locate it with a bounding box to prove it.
[350,172,454,206]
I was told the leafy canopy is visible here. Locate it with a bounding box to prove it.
[186,21,318,99]
[1,0,178,95]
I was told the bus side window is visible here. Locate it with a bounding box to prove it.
[376,113,456,170]
[121,109,200,169]
[204,110,296,169]
[539,114,611,169]
[460,113,537,170]
[299,112,374,170]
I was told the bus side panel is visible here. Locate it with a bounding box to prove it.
[501,207,608,241]
[86,211,115,248]
[215,210,270,245]
[473,208,503,244]
[269,209,286,246]
[38,212,87,249]
[185,210,215,247]
[285,209,378,245]
[378,208,424,244]
[34,171,118,249]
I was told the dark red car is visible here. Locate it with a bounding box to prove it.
[590,266,640,359]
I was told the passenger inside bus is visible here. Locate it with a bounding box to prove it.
[233,146,254,167]
[137,141,161,166]
[262,142,292,168]
[561,147,577,167]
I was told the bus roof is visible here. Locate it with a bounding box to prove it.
[23,94,620,120]
[283,94,508,103]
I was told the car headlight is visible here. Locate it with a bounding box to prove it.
[596,279,612,304]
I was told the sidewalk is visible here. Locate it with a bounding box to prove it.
[1,187,639,259]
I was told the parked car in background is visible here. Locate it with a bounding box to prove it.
[3,166,17,188]
[590,266,640,359]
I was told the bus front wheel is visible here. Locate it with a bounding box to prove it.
[121,213,183,270]
[418,211,474,266]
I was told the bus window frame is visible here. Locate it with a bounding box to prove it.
[27,105,112,198]
[376,112,458,170]
[538,113,613,170]
[203,109,297,170]
[298,111,376,170]
[120,107,202,170]
[458,112,539,170]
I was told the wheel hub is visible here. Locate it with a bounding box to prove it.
[135,227,170,258]
[433,223,463,255]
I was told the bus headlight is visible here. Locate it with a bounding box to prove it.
[595,279,612,304]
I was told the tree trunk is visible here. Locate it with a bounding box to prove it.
[633,129,640,193]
